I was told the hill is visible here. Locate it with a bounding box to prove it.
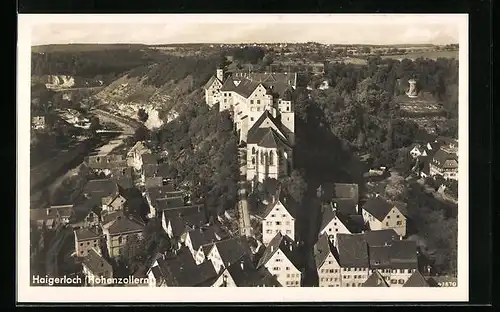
[94,55,219,129]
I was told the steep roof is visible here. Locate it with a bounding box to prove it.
[368,245,392,269]
[213,237,252,268]
[156,247,218,286]
[319,203,364,234]
[188,225,227,251]
[75,228,101,241]
[220,77,237,92]
[330,198,358,215]
[142,153,159,165]
[105,215,144,235]
[82,179,118,198]
[234,78,261,98]
[314,234,338,269]
[247,110,287,141]
[155,162,172,178]
[262,190,298,219]
[389,240,418,269]
[222,254,279,287]
[336,233,369,268]
[146,185,179,205]
[82,248,112,274]
[362,196,394,221]
[258,128,292,149]
[363,271,390,287]
[257,232,301,270]
[403,270,430,287]
[362,229,400,247]
[203,75,222,90]
[156,196,185,211]
[432,148,458,169]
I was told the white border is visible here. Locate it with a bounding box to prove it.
[17,14,469,303]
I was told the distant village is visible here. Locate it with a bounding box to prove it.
[30,64,458,288]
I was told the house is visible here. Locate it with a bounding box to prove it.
[103,184,128,212]
[81,179,120,210]
[256,232,302,287]
[74,228,103,258]
[101,213,144,258]
[387,240,419,286]
[47,205,73,224]
[82,248,113,286]
[110,167,134,190]
[317,182,359,215]
[161,206,208,243]
[362,270,390,287]
[261,191,297,246]
[428,147,459,180]
[147,247,218,287]
[402,270,430,287]
[68,197,102,229]
[314,234,342,287]
[126,141,151,171]
[319,202,365,242]
[206,237,253,275]
[143,185,179,217]
[335,233,370,287]
[204,69,296,184]
[211,254,280,287]
[85,155,127,173]
[361,196,407,237]
[30,208,60,231]
[184,225,228,259]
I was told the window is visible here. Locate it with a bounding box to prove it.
[398,279,405,284]
[287,274,290,278]
[250,100,254,104]
[329,269,334,273]
[276,258,282,262]
[286,230,291,234]
[266,221,272,226]
[396,215,400,218]
[273,267,280,271]
[224,99,227,103]
[269,151,274,165]
[286,221,290,225]
[396,221,402,226]
[346,283,350,287]
[251,157,255,165]
[286,267,290,270]
[80,243,83,246]
[271,214,276,217]
[287,106,290,111]
[257,100,261,104]
[391,279,397,284]
[328,228,332,232]
[387,216,390,219]
[295,281,299,285]
[266,230,272,234]
[386,222,389,226]
[334,278,338,281]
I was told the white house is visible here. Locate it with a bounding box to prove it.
[256,232,302,287]
[205,237,252,274]
[314,234,342,287]
[261,191,297,246]
[361,196,407,237]
[82,248,113,286]
[318,202,365,242]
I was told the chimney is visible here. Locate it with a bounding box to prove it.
[240,259,244,270]
[271,246,274,252]
[289,244,293,251]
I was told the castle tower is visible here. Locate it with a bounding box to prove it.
[216,68,224,82]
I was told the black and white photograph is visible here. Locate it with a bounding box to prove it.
[17,14,468,302]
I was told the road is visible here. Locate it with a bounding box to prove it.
[237,148,252,237]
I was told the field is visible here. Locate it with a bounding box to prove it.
[381,50,458,61]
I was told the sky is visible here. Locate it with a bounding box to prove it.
[27,14,462,46]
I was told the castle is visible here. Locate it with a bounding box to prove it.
[203,68,297,184]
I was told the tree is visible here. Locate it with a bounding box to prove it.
[134,125,150,142]
[280,170,308,205]
[88,116,100,135]
[137,108,149,123]
[384,172,408,201]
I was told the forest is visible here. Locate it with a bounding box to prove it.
[149,102,240,217]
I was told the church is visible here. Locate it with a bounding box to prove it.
[203,67,297,184]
